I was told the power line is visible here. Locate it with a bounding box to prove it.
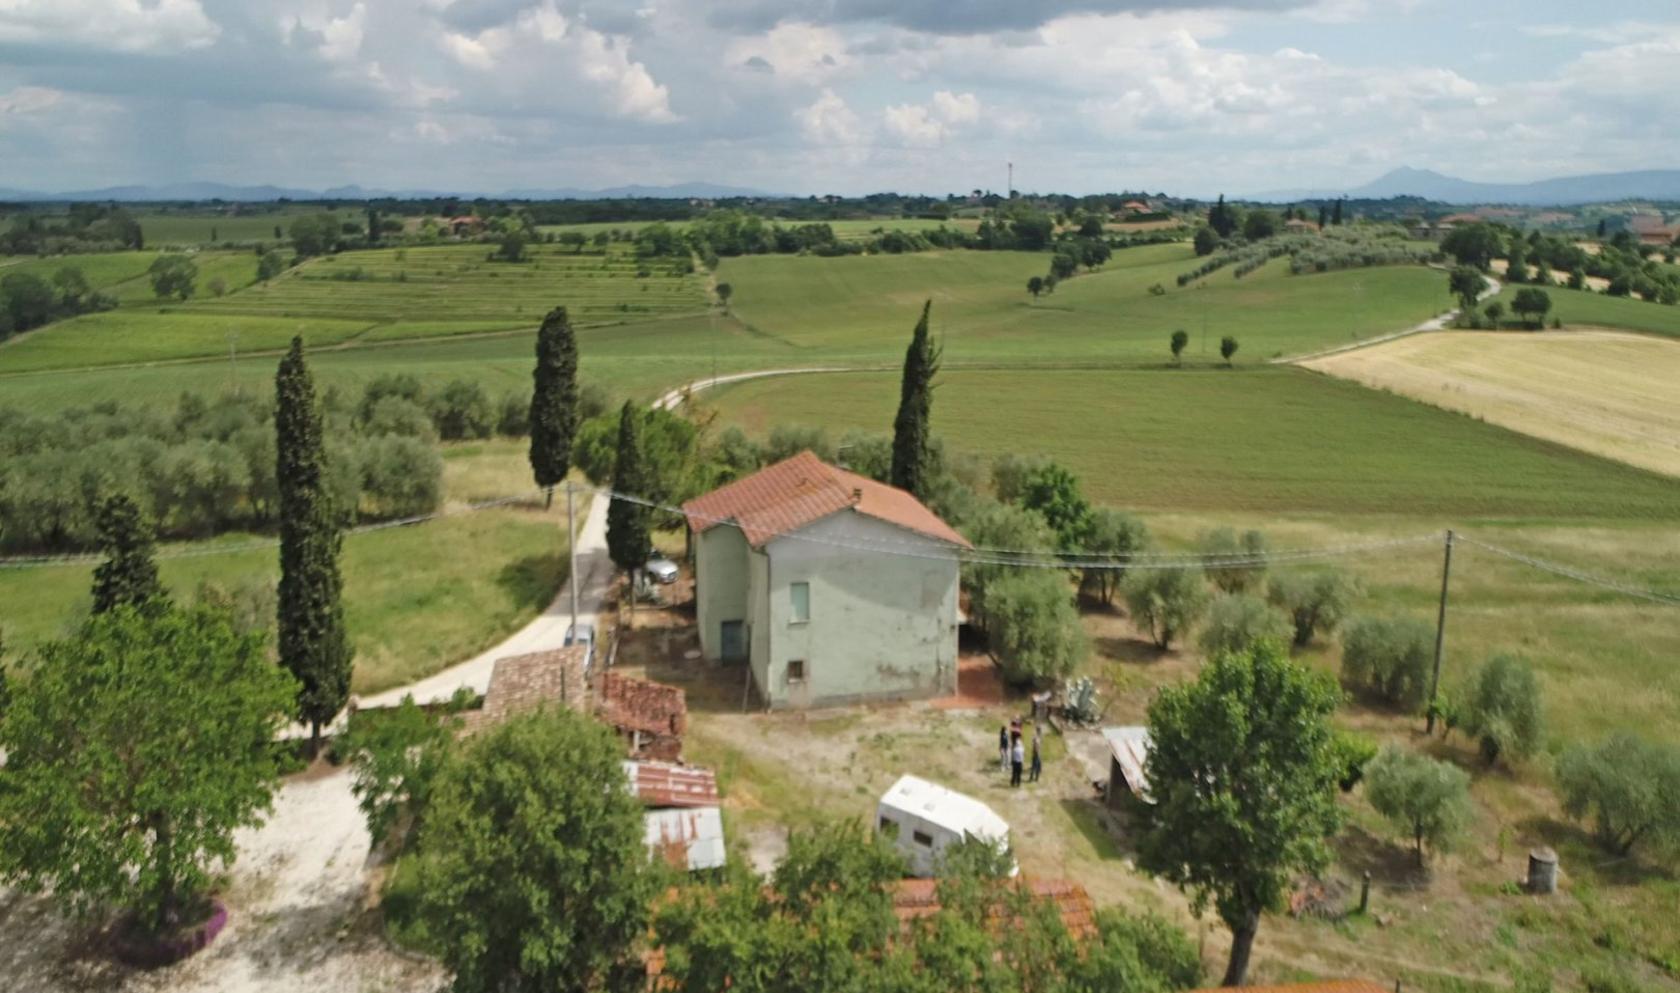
[1455,535,1680,606]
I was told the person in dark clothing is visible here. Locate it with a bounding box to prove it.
[1029,736,1043,783]
[998,725,1009,773]
[1010,733,1025,787]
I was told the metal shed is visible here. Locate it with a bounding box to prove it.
[1102,726,1154,808]
[876,774,1015,877]
[644,806,727,872]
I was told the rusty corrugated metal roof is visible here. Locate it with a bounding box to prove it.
[624,761,719,808]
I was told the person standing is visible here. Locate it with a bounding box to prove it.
[999,725,1009,773]
[1010,734,1025,787]
[1029,735,1043,783]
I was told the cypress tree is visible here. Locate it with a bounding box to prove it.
[890,300,940,499]
[605,401,651,577]
[90,493,165,614]
[528,305,580,508]
[1332,198,1344,226]
[275,337,353,755]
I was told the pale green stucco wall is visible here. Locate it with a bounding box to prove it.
[695,524,750,660]
[757,511,959,709]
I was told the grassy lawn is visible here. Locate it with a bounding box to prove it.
[702,366,1680,519]
[0,440,572,695]
[1488,283,1680,338]
[719,248,1450,363]
[0,310,375,372]
[1306,329,1680,477]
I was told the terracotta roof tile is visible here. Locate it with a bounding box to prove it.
[681,450,970,549]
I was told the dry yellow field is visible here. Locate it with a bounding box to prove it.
[1304,328,1680,477]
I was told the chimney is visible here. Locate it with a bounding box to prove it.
[851,487,862,503]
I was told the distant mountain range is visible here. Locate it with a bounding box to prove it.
[1251,167,1680,206]
[0,180,774,202]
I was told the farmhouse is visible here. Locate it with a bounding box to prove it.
[682,451,970,710]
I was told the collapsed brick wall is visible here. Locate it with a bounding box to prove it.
[597,671,688,760]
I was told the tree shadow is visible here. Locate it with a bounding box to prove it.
[1059,797,1142,862]
[1516,814,1676,888]
[1095,635,1172,665]
[1333,823,1431,890]
[495,553,565,612]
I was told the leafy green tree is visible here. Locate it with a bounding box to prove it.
[959,498,1057,624]
[1049,252,1079,281]
[1208,194,1237,239]
[341,695,455,848]
[275,337,353,755]
[1197,527,1266,593]
[1170,329,1189,364]
[1340,614,1433,710]
[1461,654,1543,765]
[1081,507,1148,606]
[1449,265,1485,311]
[494,230,528,262]
[1192,226,1221,257]
[256,248,286,282]
[1556,733,1680,856]
[52,266,90,307]
[1016,460,1092,551]
[1329,729,1380,792]
[715,282,733,309]
[289,213,341,257]
[1442,223,1502,269]
[1198,593,1290,658]
[528,306,579,506]
[982,570,1088,684]
[1139,640,1342,986]
[1484,301,1505,325]
[1364,745,1474,867]
[1511,288,1551,328]
[1219,335,1239,366]
[1504,242,1528,284]
[1267,569,1360,646]
[496,391,530,438]
[1027,275,1045,298]
[0,271,56,332]
[890,300,940,499]
[0,605,295,936]
[413,710,656,993]
[1242,209,1279,241]
[363,395,438,442]
[358,435,443,518]
[605,401,652,575]
[1124,567,1211,650]
[148,254,198,301]
[90,492,165,614]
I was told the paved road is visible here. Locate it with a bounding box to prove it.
[1279,273,1502,365]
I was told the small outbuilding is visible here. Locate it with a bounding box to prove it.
[644,806,727,872]
[1102,726,1154,809]
[876,774,1015,877]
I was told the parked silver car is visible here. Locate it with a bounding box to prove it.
[564,621,596,671]
[644,557,680,584]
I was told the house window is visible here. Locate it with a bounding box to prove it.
[790,582,810,623]
[787,659,806,682]
[911,830,934,848]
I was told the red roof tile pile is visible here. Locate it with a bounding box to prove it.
[681,450,970,549]
[890,877,1096,939]
[457,647,589,735]
[597,671,687,761]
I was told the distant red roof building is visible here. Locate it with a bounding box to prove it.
[681,450,970,549]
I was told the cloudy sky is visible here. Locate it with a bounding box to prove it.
[1,0,1676,196]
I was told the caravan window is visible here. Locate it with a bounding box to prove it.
[878,817,898,838]
[911,830,934,848]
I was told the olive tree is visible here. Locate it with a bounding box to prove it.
[1340,614,1434,710]
[1461,654,1543,766]
[1267,569,1360,646]
[1364,745,1473,867]
[1124,567,1210,650]
[982,570,1088,684]
[1198,593,1291,658]
[1556,733,1680,856]
[1081,508,1148,606]
[1197,527,1267,594]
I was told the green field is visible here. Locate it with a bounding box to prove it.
[134,210,303,246]
[0,442,569,695]
[0,250,159,290]
[1511,284,1680,337]
[0,310,376,373]
[705,366,1680,519]
[719,248,1451,363]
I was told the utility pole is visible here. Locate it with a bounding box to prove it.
[1426,529,1454,733]
[566,481,580,634]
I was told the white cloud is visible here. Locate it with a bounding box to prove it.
[798,88,864,146]
[0,0,219,53]
[931,90,980,125]
[281,2,367,63]
[0,85,63,117]
[729,22,849,83]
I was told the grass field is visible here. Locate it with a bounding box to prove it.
[133,211,298,246]
[719,247,1451,364]
[1306,329,1680,477]
[0,441,570,695]
[702,366,1680,519]
[0,310,376,372]
[0,250,159,289]
[1497,283,1680,337]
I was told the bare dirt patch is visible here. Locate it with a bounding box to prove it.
[1305,328,1680,477]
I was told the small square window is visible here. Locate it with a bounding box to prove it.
[790,582,810,623]
[878,817,898,838]
[787,659,806,682]
[912,830,934,848]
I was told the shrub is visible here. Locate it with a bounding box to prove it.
[1198,593,1290,658]
[1364,745,1473,867]
[1340,614,1433,710]
[1124,567,1210,650]
[496,392,530,438]
[1460,654,1543,765]
[363,395,438,442]
[1267,569,1360,646]
[1555,733,1680,856]
[341,695,455,847]
[429,379,495,440]
[1329,730,1379,792]
[360,435,443,518]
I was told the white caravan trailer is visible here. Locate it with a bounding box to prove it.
[875,774,1016,878]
